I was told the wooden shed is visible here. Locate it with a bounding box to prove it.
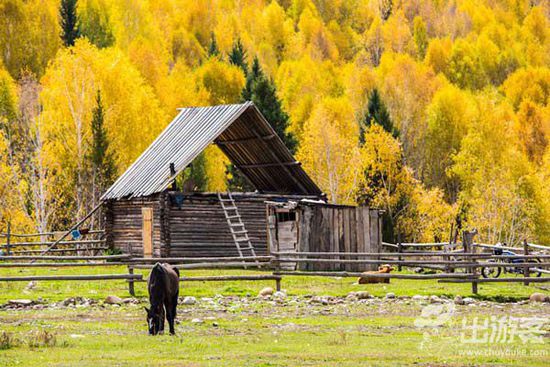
[102,102,382,265]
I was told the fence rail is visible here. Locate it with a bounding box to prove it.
[0,239,548,296]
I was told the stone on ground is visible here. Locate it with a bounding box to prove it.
[258,287,274,297]
[181,296,197,305]
[104,295,123,305]
[8,299,33,306]
[355,291,370,300]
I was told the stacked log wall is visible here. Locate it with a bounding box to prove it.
[106,196,163,257]
[167,194,271,257]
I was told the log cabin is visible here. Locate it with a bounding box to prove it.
[102,102,382,270]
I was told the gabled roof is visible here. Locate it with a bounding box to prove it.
[102,102,322,200]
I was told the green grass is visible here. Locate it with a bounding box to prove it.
[0,266,548,366]
[0,266,546,303]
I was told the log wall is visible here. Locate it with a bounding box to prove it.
[104,195,164,257]
[166,193,274,257]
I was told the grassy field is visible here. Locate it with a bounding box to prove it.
[0,266,548,366]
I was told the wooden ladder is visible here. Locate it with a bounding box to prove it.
[218,192,259,268]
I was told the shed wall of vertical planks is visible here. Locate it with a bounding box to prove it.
[296,205,381,271]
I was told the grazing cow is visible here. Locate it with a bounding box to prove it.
[358,264,394,284]
[145,263,180,335]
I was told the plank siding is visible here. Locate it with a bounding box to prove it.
[295,204,382,272]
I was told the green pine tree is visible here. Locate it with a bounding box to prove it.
[246,57,296,152]
[207,32,220,58]
[228,38,248,75]
[227,56,296,191]
[89,90,115,191]
[360,88,398,144]
[60,0,80,47]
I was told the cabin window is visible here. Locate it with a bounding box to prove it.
[276,211,296,222]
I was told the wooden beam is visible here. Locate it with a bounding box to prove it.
[250,126,308,193]
[0,254,130,261]
[439,278,550,283]
[0,274,142,282]
[274,271,473,279]
[238,161,300,169]
[216,134,275,145]
[35,203,103,259]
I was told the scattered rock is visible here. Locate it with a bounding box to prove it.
[413,267,424,274]
[122,298,138,304]
[355,291,370,300]
[181,296,197,305]
[8,299,33,306]
[24,281,37,291]
[309,296,329,305]
[462,297,475,305]
[104,295,123,305]
[258,287,274,297]
[429,295,441,304]
[454,295,464,305]
[273,291,286,298]
[385,292,396,299]
[191,318,203,324]
[212,322,219,327]
[412,295,426,301]
[529,293,549,303]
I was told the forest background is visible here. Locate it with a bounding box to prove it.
[0,0,549,245]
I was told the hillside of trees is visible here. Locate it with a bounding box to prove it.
[0,0,549,245]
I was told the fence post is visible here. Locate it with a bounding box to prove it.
[6,221,10,256]
[462,230,478,294]
[128,265,135,296]
[397,242,402,272]
[523,239,530,286]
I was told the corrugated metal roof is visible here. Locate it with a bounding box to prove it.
[102,102,322,200]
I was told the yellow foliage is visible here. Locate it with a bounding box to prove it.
[203,145,229,192]
[0,0,548,242]
[501,67,550,109]
[194,59,245,105]
[425,37,452,75]
[40,38,167,187]
[298,96,360,204]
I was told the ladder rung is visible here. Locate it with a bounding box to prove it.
[219,199,232,202]
[229,223,244,227]
[235,237,250,242]
[232,230,248,235]
[224,206,237,210]
[227,215,241,219]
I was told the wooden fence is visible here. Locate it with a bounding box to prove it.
[0,230,548,296]
[0,227,106,256]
